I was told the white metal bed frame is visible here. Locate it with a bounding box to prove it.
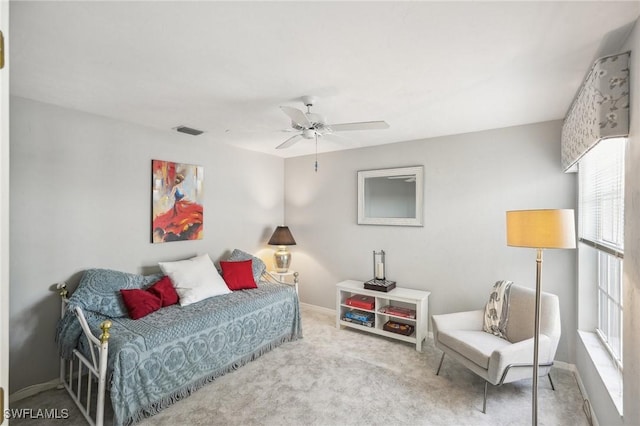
[57,282,111,426]
[56,271,299,426]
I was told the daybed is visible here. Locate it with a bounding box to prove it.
[56,253,301,426]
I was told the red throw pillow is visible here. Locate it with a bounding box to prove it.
[147,276,180,307]
[220,259,258,291]
[120,289,162,320]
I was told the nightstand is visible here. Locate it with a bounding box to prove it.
[269,271,299,295]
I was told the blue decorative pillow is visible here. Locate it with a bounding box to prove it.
[69,269,163,318]
[228,249,266,284]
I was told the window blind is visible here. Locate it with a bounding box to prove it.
[578,137,626,255]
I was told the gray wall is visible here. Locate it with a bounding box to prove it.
[285,120,577,363]
[8,98,581,390]
[9,97,284,392]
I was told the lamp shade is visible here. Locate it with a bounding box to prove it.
[268,226,296,246]
[506,209,576,249]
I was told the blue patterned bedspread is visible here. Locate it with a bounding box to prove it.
[57,281,302,425]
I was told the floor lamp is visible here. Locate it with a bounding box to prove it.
[506,209,576,426]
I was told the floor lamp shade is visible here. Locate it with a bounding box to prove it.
[506,209,576,249]
[268,226,296,273]
[505,209,575,426]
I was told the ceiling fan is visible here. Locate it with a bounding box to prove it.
[276,95,389,150]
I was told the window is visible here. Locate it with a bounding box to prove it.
[579,137,625,367]
[597,251,623,363]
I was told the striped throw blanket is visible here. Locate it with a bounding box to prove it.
[483,280,513,339]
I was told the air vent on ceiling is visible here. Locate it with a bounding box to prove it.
[174,125,204,136]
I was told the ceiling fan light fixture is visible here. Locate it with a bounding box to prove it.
[306,112,326,125]
[303,129,315,139]
[301,95,317,108]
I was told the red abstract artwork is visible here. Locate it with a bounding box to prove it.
[151,160,204,243]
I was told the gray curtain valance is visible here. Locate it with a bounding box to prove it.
[561,52,630,172]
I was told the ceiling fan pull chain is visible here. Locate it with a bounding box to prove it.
[315,133,318,172]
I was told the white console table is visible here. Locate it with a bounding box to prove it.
[336,280,430,351]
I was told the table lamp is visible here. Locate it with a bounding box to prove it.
[506,209,576,426]
[268,226,297,273]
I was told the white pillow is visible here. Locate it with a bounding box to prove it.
[159,254,231,306]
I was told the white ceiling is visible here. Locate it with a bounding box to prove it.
[10,1,640,158]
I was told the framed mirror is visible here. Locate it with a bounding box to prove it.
[357,166,424,226]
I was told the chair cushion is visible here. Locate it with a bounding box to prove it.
[69,269,163,318]
[219,259,258,290]
[438,330,512,370]
[228,249,266,284]
[505,286,560,344]
[159,254,231,306]
[482,280,513,339]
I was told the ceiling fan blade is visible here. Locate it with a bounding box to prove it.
[276,134,303,150]
[327,121,390,132]
[321,131,347,141]
[280,106,311,128]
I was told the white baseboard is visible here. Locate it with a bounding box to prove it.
[554,360,573,371]
[567,363,599,426]
[300,302,335,316]
[538,361,597,425]
[9,378,61,403]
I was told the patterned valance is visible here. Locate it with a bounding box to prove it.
[561,52,630,172]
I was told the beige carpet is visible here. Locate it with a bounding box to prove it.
[11,306,589,425]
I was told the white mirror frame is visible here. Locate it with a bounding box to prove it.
[357,166,424,226]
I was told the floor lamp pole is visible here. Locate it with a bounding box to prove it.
[532,248,543,426]
[507,209,576,426]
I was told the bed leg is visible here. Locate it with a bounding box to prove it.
[58,282,69,391]
[58,357,65,390]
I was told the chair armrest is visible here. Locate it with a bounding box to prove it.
[488,334,552,384]
[432,309,484,339]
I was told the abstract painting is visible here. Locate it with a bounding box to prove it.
[152,160,204,243]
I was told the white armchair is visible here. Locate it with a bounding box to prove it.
[431,285,561,413]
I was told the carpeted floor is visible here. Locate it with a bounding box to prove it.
[11,306,590,425]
